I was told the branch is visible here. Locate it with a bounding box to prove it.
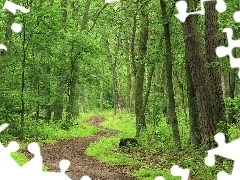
[87,3,108,33]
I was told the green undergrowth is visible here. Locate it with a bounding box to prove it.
[86,137,137,165]
[10,152,48,171]
[85,111,236,179]
[100,111,136,137]
[85,111,138,165]
[1,113,98,172]
[3,110,238,178]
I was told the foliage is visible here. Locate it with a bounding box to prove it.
[86,111,238,179]
[0,115,98,173]
[86,136,136,165]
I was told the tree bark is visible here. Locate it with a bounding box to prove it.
[135,0,148,137]
[185,55,201,146]
[66,0,91,122]
[182,0,221,147]
[228,49,237,124]
[204,1,228,137]
[160,0,181,148]
[100,59,104,111]
[53,0,67,120]
[130,12,137,113]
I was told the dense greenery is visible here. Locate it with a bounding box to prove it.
[1,0,240,179]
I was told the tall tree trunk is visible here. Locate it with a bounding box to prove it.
[126,61,131,112]
[80,0,90,32]
[66,0,90,122]
[142,65,155,114]
[100,59,104,111]
[81,65,87,113]
[53,0,67,120]
[130,12,137,113]
[182,0,220,148]
[160,0,181,148]
[20,16,27,139]
[113,34,121,112]
[204,1,228,137]
[124,3,132,113]
[43,0,54,121]
[221,68,229,99]
[185,55,201,146]
[153,63,163,129]
[135,0,148,137]
[79,0,90,113]
[42,64,51,121]
[102,27,121,115]
[228,49,237,124]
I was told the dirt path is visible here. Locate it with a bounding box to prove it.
[22,116,137,180]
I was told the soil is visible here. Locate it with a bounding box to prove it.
[22,116,137,180]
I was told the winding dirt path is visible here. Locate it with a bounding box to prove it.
[22,116,137,180]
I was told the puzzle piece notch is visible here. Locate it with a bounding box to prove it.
[155,176,165,180]
[3,0,30,14]
[0,140,20,172]
[204,132,240,179]
[175,0,227,22]
[217,171,233,180]
[21,142,43,173]
[34,160,72,180]
[0,123,74,179]
[154,165,189,180]
[0,129,21,178]
[0,123,9,132]
[80,175,92,180]
[1,1,30,52]
[216,28,240,78]
[204,132,226,166]
[233,10,240,23]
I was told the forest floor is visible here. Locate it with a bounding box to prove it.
[22,116,137,180]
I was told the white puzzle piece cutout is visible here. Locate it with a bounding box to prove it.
[175,0,227,22]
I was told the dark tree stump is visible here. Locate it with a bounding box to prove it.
[119,138,138,148]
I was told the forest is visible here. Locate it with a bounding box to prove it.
[0,0,240,179]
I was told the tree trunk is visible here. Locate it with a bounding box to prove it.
[100,59,104,111]
[53,0,67,120]
[182,0,220,148]
[135,0,148,137]
[124,4,132,113]
[185,55,201,146]
[153,63,163,129]
[204,1,228,137]
[80,0,90,32]
[228,49,237,124]
[20,16,27,139]
[42,63,51,121]
[130,12,137,113]
[160,0,181,148]
[142,65,155,114]
[102,27,117,114]
[126,61,131,112]
[41,0,54,122]
[66,0,90,122]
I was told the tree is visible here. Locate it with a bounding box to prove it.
[204,1,228,137]
[182,0,227,147]
[160,0,181,148]
[135,0,149,137]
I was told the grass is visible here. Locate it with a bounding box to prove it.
[84,110,237,179]
[86,137,136,165]
[3,110,239,179]
[85,111,138,165]
[1,113,98,172]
